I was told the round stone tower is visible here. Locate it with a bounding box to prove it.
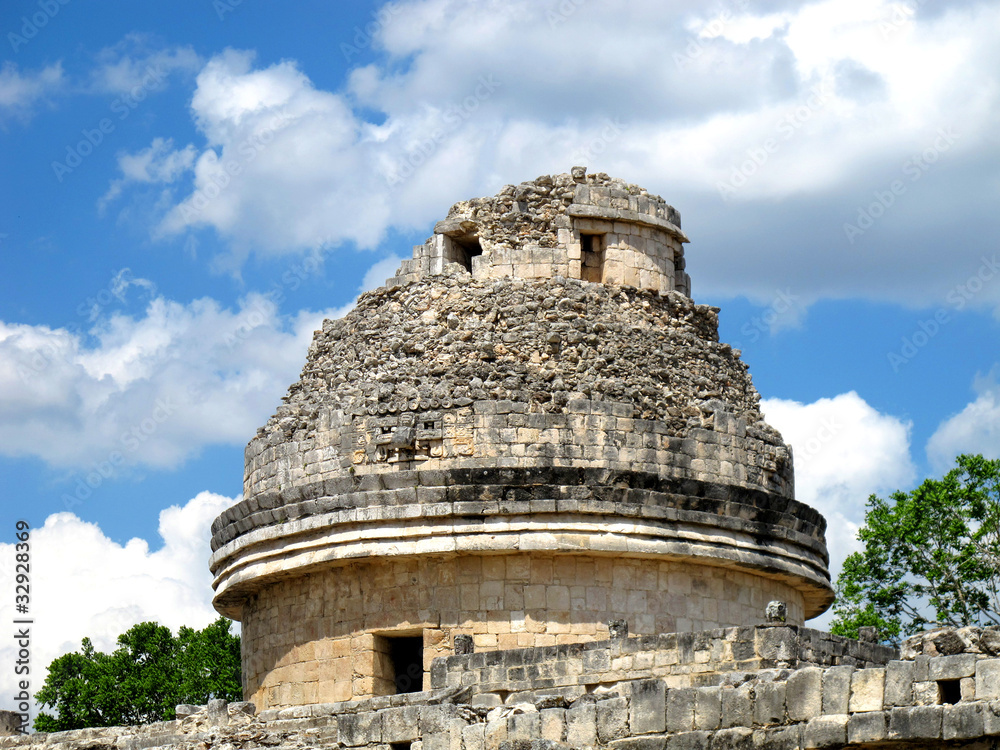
[209,169,834,710]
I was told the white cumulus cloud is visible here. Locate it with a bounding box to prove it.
[761,391,916,625]
[0,294,345,470]
[104,0,1000,309]
[0,491,238,724]
[0,62,63,123]
[927,370,1000,472]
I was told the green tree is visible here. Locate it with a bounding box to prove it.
[831,454,1000,644]
[35,617,241,732]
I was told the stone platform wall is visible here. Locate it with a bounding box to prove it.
[13,629,1000,750]
[240,558,808,710]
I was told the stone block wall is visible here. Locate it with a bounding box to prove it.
[239,556,809,710]
[239,398,795,510]
[389,171,690,296]
[17,630,1000,750]
[430,626,896,699]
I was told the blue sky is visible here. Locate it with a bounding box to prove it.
[2,0,999,720]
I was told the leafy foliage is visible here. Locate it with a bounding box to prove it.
[34,618,241,732]
[831,454,1000,644]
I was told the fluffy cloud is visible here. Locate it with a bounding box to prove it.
[927,370,1000,472]
[0,62,63,122]
[761,391,916,624]
[104,0,1000,310]
[0,492,237,723]
[88,34,201,94]
[99,138,198,212]
[0,290,349,470]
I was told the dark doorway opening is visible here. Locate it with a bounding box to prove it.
[580,233,605,282]
[387,635,424,694]
[938,679,962,704]
[454,236,483,272]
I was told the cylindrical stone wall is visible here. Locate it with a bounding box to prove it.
[210,171,835,709]
[241,552,806,709]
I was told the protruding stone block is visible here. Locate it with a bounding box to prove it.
[630,679,666,734]
[848,668,885,713]
[786,667,822,721]
[822,666,855,715]
[977,659,1000,700]
[847,711,887,744]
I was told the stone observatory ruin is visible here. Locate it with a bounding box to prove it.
[17,172,1000,750]
[208,169,834,710]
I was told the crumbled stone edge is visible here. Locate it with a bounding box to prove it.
[16,630,1000,750]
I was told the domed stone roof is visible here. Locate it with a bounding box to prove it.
[209,170,833,708]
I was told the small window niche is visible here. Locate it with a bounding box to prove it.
[454,236,483,273]
[580,233,606,283]
[374,633,424,695]
[938,679,962,705]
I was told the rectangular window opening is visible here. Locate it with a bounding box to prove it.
[454,237,483,273]
[938,679,962,705]
[580,233,606,283]
[374,634,424,695]
[391,744,412,750]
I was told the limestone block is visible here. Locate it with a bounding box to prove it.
[629,679,666,734]
[596,697,628,743]
[693,686,721,730]
[821,666,855,715]
[801,714,847,749]
[338,711,382,746]
[962,676,976,701]
[463,723,487,750]
[539,708,566,742]
[720,685,753,729]
[753,682,785,727]
[888,705,942,740]
[884,660,914,706]
[665,730,711,749]
[666,688,697,732]
[944,702,986,740]
[752,726,800,749]
[846,711,887,744]
[708,727,753,749]
[930,654,978,681]
[978,659,1000,700]
[984,699,1000,735]
[382,706,421,742]
[913,681,942,706]
[508,711,540,740]
[754,626,796,663]
[848,668,885,712]
[566,702,597,747]
[786,667,822,721]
